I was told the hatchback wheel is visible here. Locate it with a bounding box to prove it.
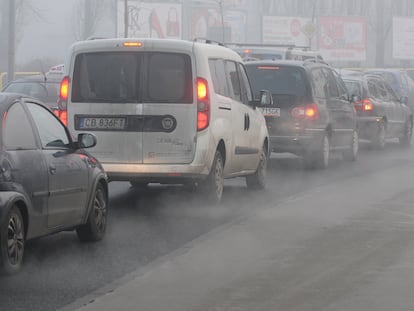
[344,130,359,161]
[200,151,224,204]
[399,120,413,147]
[77,184,108,242]
[246,145,268,189]
[371,122,385,149]
[0,206,25,275]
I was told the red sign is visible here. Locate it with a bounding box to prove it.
[318,16,366,61]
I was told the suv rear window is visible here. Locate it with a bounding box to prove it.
[246,65,307,98]
[71,52,193,103]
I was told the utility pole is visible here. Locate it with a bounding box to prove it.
[376,0,384,67]
[218,0,225,43]
[124,0,128,37]
[7,0,15,83]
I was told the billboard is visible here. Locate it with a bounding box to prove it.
[189,7,246,43]
[117,1,182,39]
[318,16,366,62]
[262,16,311,46]
[393,17,414,60]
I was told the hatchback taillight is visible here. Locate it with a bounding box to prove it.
[197,78,210,131]
[291,103,319,121]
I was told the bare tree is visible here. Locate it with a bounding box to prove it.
[72,0,106,40]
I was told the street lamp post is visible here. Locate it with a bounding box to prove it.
[7,0,15,83]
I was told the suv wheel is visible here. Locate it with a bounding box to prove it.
[0,206,25,275]
[399,120,412,147]
[371,121,385,149]
[200,151,224,204]
[304,135,330,169]
[344,130,359,161]
[77,184,108,242]
[246,145,268,189]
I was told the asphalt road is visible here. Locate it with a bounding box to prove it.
[1,140,414,311]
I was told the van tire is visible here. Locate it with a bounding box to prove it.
[246,145,267,189]
[200,151,224,204]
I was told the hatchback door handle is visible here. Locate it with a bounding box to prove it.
[49,165,56,175]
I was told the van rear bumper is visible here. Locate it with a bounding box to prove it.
[102,163,209,183]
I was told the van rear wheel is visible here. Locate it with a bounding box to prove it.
[199,151,224,204]
[246,145,268,189]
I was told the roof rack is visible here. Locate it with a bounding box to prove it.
[225,43,311,50]
[193,38,225,46]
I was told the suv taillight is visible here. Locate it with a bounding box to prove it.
[197,77,210,131]
[354,98,373,111]
[58,76,70,126]
[291,103,319,121]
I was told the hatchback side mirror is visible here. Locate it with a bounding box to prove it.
[77,133,97,149]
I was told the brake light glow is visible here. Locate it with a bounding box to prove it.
[123,41,143,47]
[244,49,251,54]
[257,66,280,70]
[59,76,70,101]
[197,78,210,131]
[58,109,67,126]
[354,98,374,111]
[363,98,373,111]
[292,103,319,121]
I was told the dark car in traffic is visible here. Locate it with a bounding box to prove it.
[342,72,413,148]
[365,68,414,113]
[0,93,108,275]
[1,73,62,115]
[245,60,358,169]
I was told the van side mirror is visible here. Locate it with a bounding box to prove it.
[259,89,273,106]
[400,95,409,105]
[351,94,361,103]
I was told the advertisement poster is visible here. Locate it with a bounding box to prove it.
[318,16,366,61]
[393,17,414,59]
[189,7,246,43]
[262,16,311,46]
[117,1,182,39]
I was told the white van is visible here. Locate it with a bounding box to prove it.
[58,38,270,203]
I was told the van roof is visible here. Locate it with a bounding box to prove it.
[69,38,242,62]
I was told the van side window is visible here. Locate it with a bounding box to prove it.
[237,63,253,104]
[208,59,229,97]
[225,61,242,101]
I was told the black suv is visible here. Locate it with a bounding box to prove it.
[245,60,358,169]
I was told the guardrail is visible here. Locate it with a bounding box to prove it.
[0,72,42,91]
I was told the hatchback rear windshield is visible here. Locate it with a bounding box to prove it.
[71,52,193,103]
[3,81,60,107]
[246,65,307,98]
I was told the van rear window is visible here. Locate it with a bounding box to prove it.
[71,52,192,103]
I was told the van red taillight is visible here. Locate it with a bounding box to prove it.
[59,76,70,101]
[292,103,319,121]
[197,78,210,131]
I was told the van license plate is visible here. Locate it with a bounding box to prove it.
[260,107,280,117]
[79,117,126,130]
